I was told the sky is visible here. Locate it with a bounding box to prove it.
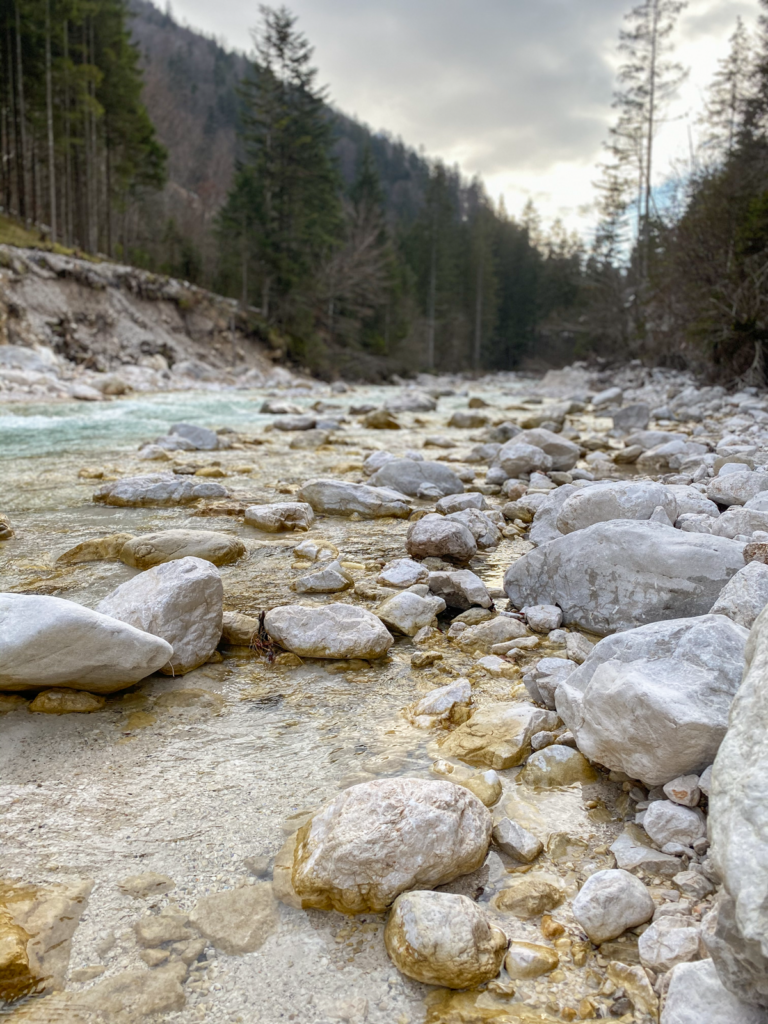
[168,0,762,237]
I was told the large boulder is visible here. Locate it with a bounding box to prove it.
[406,514,477,563]
[555,615,748,786]
[119,530,245,569]
[97,557,223,675]
[556,481,677,534]
[528,485,577,546]
[297,479,411,518]
[369,458,464,497]
[707,470,768,507]
[283,778,491,913]
[376,590,446,636]
[264,603,393,659]
[494,442,553,478]
[384,891,507,988]
[504,521,745,634]
[514,428,580,471]
[93,474,229,507]
[708,603,768,1007]
[0,593,172,693]
[438,703,560,770]
[660,960,768,1024]
[710,561,768,629]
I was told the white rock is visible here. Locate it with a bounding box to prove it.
[504,521,745,635]
[285,778,491,913]
[378,558,429,588]
[445,509,502,549]
[457,616,528,651]
[297,479,411,518]
[492,818,543,862]
[643,801,707,848]
[244,502,315,532]
[556,481,677,534]
[97,557,222,675]
[438,702,561,769]
[710,561,768,630]
[698,765,713,795]
[639,917,701,973]
[377,590,446,636]
[571,869,655,944]
[363,450,396,475]
[661,960,768,1024]
[264,603,393,659]
[406,514,477,562]
[384,890,507,988]
[522,657,577,709]
[495,442,553,478]
[523,605,563,633]
[514,428,580,471]
[410,678,472,727]
[708,471,768,507]
[663,775,701,807]
[436,492,488,514]
[119,529,244,569]
[369,458,464,497]
[528,485,577,546]
[610,825,681,878]
[667,485,720,518]
[593,386,623,408]
[428,570,492,610]
[565,632,594,664]
[169,423,219,450]
[294,560,353,594]
[93,474,229,506]
[711,507,768,539]
[385,391,437,413]
[677,512,715,533]
[555,615,747,786]
[0,593,172,694]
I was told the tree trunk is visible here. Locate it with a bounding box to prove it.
[14,1,27,221]
[427,241,436,370]
[473,261,483,370]
[45,0,57,242]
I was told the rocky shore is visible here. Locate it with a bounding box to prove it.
[1,358,767,1024]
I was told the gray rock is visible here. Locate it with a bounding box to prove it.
[504,521,745,635]
[436,492,488,514]
[711,507,768,539]
[523,605,562,633]
[744,491,768,512]
[406,514,477,563]
[428,570,492,610]
[492,818,543,862]
[445,509,502,549]
[244,502,315,532]
[708,602,768,1007]
[572,869,655,944]
[0,593,173,694]
[677,512,715,533]
[555,615,748,786]
[363,450,396,475]
[514,428,580,471]
[556,480,677,534]
[495,442,553,478]
[610,825,682,878]
[378,558,429,588]
[384,391,437,413]
[593,386,623,409]
[522,657,577,709]
[169,422,219,450]
[370,458,464,497]
[663,775,701,807]
[457,616,527,651]
[708,471,768,507]
[643,800,707,848]
[565,632,594,664]
[638,917,701,973]
[667,485,720,518]
[273,414,317,431]
[93,474,229,507]
[119,529,245,569]
[294,561,353,594]
[528,485,578,546]
[297,479,411,518]
[613,403,650,432]
[698,764,713,795]
[661,959,768,1024]
[376,590,446,636]
[97,557,222,675]
[264,603,394,659]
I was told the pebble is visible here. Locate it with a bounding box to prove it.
[571,869,655,944]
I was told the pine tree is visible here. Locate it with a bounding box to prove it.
[701,17,753,161]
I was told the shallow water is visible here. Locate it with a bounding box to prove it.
[0,384,632,1024]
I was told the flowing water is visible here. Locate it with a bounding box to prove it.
[0,384,635,1024]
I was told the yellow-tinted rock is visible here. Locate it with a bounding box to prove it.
[0,695,28,714]
[56,533,134,564]
[29,690,106,714]
[0,515,14,541]
[521,746,597,788]
[0,909,33,1002]
[120,529,245,568]
[439,704,560,770]
[195,466,227,477]
[504,940,559,979]
[459,771,503,807]
[606,960,659,1018]
[119,873,175,899]
[493,875,564,918]
[189,883,278,955]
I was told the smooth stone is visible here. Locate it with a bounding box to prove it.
[610,824,682,878]
[445,509,502,549]
[384,890,507,988]
[522,657,577,709]
[264,603,393,659]
[638,917,701,973]
[513,428,580,471]
[438,703,560,770]
[660,959,768,1024]
[119,873,175,899]
[524,605,563,633]
[297,478,411,518]
[97,557,222,676]
[377,590,446,636]
[492,818,543,863]
[273,414,316,431]
[93,473,228,506]
[707,471,768,507]
[0,593,172,694]
[520,745,597,788]
[119,529,245,569]
[189,883,278,955]
[493,874,564,918]
[29,689,106,714]
[667,484,720,517]
[56,533,135,564]
[459,769,503,807]
[284,778,491,913]
[406,514,477,563]
[436,492,488,514]
[711,507,768,539]
[71,963,187,1017]
[370,458,464,497]
[555,615,748,786]
[710,561,768,629]
[556,480,677,534]
[528,484,577,546]
[409,679,472,727]
[244,502,315,532]
[663,775,701,807]
[456,617,527,651]
[495,442,553,478]
[505,520,745,635]
[378,558,429,588]
[448,410,489,429]
[294,560,353,594]
[427,570,492,610]
[571,869,655,944]
[643,801,707,848]
[384,390,436,413]
[613,403,650,432]
[169,422,219,450]
[221,611,259,645]
[504,941,559,979]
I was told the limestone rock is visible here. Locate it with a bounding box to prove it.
[377,590,446,636]
[0,593,172,694]
[504,521,745,635]
[378,558,429,588]
[638,917,701,973]
[663,775,701,807]
[119,529,245,569]
[93,473,228,506]
[514,428,580,471]
[504,941,559,979]
[294,560,353,594]
[565,632,594,664]
[370,458,464,497]
[520,746,597,788]
[408,679,472,728]
[287,778,492,913]
[667,484,720,518]
[264,603,393,659]
[244,502,314,532]
[571,869,655,944]
[439,703,560,770]
[169,422,219,449]
[0,909,32,1002]
[119,873,175,899]
[492,818,543,863]
[384,891,507,988]
[610,824,681,878]
[495,442,553,478]
[660,959,768,1024]
[97,557,222,676]
[134,911,193,947]
[522,657,577,709]
[190,883,278,955]
[428,570,492,610]
[445,509,502,549]
[385,390,437,413]
[73,962,187,1019]
[297,478,411,518]
[528,485,578,546]
[406,514,477,563]
[456,616,527,652]
[524,605,563,633]
[555,615,748,786]
[29,689,105,714]
[436,492,488,514]
[707,470,768,507]
[643,801,707,848]
[556,480,677,534]
[221,611,259,645]
[493,874,564,918]
[56,533,134,564]
[710,560,768,629]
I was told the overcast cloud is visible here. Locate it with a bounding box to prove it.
[169,0,760,234]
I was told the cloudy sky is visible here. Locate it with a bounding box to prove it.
[169,0,760,236]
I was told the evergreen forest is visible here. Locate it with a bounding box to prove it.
[4,0,768,382]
